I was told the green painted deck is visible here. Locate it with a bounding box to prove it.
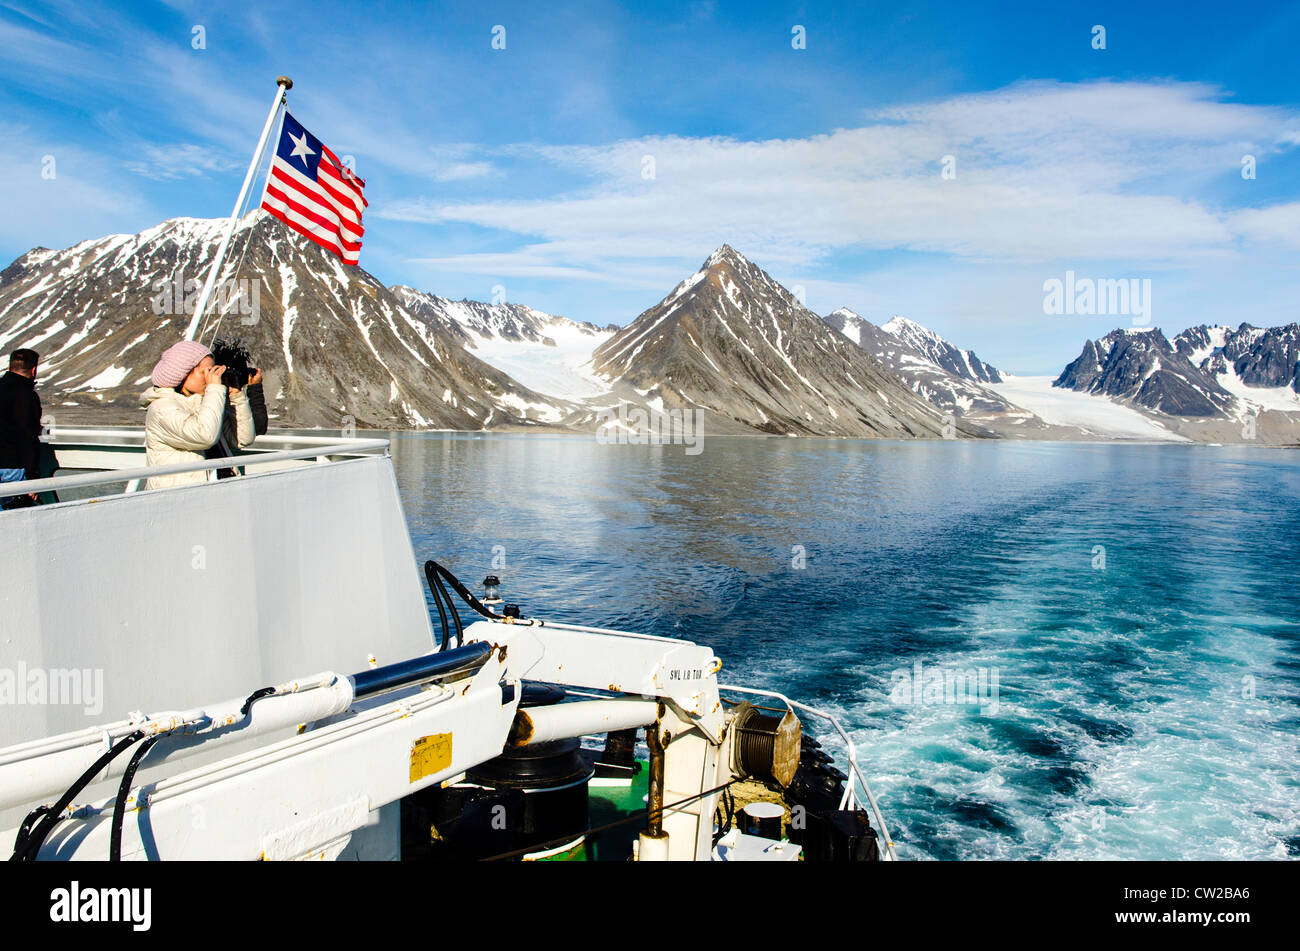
[581,763,650,862]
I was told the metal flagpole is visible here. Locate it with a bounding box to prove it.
[184,75,293,341]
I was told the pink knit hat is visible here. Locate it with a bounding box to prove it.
[151,340,212,388]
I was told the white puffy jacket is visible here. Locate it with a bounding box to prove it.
[141,384,254,490]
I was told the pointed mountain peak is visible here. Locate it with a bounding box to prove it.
[589,249,950,437]
[882,314,924,335]
[1056,325,1235,416]
[823,307,876,346]
[704,244,749,269]
[824,307,869,332]
[879,315,1004,384]
[657,244,784,311]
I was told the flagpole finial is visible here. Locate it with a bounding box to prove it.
[277,75,293,90]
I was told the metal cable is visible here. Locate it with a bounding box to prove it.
[202,98,283,344]
[203,214,259,346]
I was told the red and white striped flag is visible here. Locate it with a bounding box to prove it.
[260,111,367,264]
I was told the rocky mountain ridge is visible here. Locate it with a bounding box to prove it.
[588,246,956,437]
[1054,327,1236,417]
[3,214,1297,444]
[0,215,574,429]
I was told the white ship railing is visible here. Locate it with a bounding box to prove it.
[719,683,899,860]
[0,427,389,500]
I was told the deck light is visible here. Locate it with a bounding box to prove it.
[482,575,502,604]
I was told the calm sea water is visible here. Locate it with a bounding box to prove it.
[390,434,1300,860]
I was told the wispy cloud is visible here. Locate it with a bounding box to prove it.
[380,81,1300,278]
[0,122,154,250]
[408,243,684,290]
[1229,203,1300,251]
[0,1,56,30]
[124,143,243,181]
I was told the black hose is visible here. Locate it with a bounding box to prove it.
[110,735,161,861]
[240,686,276,717]
[432,572,464,647]
[425,562,453,650]
[712,787,736,846]
[12,805,56,853]
[423,560,506,621]
[10,730,146,862]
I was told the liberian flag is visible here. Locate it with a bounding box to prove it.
[260,111,367,264]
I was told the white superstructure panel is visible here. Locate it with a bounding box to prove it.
[0,455,435,748]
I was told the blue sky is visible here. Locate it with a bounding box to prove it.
[2,0,1299,373]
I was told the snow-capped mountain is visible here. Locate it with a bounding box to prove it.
[392,288,611,347]
[1054,328,1236,417]
[0,214,575,429]
[823,308,1039,433]
[878,314,1003,384]
[1048,324,1300,443]
[392,287,615,401]
[1175,323,1300,399]
[13,213,1290,444]
[589,247,954,437]
[1175,325,1232,368]
[827,309,1201,441]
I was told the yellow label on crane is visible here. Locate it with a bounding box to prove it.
[410,733,453,783]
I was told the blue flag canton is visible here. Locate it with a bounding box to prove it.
[276,112,323,179]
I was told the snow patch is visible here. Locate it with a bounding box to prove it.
[990,376,1188,441]
[1216,364,1300,413]
[75,364,130,390]
[278,262,299,373]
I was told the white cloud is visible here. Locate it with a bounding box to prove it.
[407,244,685,291]
[1229,203,1300,250]
[429,161,495,182]
[0,123,154,256]
[379,80,1300,276]
[124,143,243,181]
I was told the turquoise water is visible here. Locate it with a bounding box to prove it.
[393,435,1300,860]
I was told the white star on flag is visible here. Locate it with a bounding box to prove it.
[287,130,314,169]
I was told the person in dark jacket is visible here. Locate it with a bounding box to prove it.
[205,339,268,478]
[0,348,45,509]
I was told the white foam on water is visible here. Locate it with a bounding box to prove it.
[824,545,1299,860]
